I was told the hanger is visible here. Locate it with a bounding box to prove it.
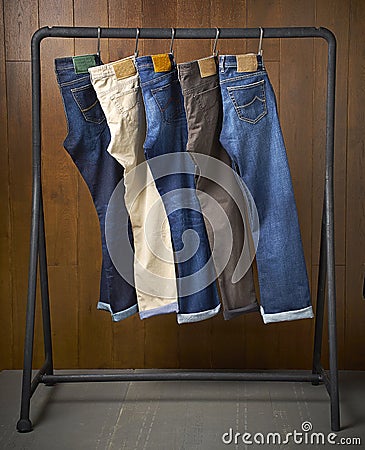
[134,27,140,57]
[258,27,263,56]
[96,26,101,58]
[170,27,175,55]
[212,27,220,57]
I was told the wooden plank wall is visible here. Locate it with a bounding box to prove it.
[1,0,364,370]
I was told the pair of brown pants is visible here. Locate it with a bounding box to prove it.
[178,56,258,319]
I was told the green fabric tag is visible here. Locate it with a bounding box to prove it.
[72,55,96,74]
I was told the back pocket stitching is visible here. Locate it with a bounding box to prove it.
[227,80,267,124]
[71,84,105,124]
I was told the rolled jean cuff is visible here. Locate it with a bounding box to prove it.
[97,301,138,322]
[223,300,260,320]
[139,301,179,320]
[177,303,221,324]
[260,305,314,324]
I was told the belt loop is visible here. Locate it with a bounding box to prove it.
[219,55,225,73]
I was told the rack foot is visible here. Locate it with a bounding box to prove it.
[16,418,33,433]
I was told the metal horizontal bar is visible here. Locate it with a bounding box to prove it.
[30,360,51,397]
[42,371,322,384]
[32,26,335,46]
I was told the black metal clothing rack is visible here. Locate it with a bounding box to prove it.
[16,26,339,433]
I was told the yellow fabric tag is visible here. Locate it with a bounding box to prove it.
[236,54,258,73]
[112,58,136,80]
[152,54,172,73]
[198,57,217,78]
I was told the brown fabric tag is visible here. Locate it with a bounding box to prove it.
[112,58,136,80]
[236,54,258,73]
[198,57,217,78]
[152,54,172,73]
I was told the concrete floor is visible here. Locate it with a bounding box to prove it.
[0,370,364,449]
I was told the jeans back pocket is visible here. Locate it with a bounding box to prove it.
[71,83,106,124]
[227,79,267,124]
[151,80,185,124]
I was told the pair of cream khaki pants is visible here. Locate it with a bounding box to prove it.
[89,56,178,319]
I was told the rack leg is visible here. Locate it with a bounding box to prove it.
[16,195,40,433]
[327,222,340,431]
[39,189,54,383]
[312,204,327,384]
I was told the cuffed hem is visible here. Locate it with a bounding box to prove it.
[177,303,221,324]
[260,305,314,324]
[97,301,138,322]
[223,300,260,320]
[139,301,179,319]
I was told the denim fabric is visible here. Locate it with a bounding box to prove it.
[89,56,178,319]
[136,54,221,323]
[219,54,313,323]
[55,55,137,321]
[178,56,259,319]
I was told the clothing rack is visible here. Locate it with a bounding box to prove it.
[16,26,339,433]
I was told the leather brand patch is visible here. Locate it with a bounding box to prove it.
[72,55,96,74]
[236,54,258,73]
[198,57,217,78]
[112,58,136,80]
[152,53,172,73]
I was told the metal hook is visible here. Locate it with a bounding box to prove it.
[258,27,264,56]
[96,27,101,58]
[212,27,220,56]
[170,28,175,55]
[134,28,140,57]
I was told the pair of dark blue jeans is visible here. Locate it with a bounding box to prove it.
[136,54,221,323]
[55,55,137,321]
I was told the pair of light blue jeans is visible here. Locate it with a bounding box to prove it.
[218,54,313,323]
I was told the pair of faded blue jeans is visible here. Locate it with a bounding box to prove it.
[218,54,313,323]
[136,54,221,323]
[55,55,137,321]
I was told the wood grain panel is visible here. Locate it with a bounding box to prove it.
[48,266,79,368]
[312,0,349,266]
[6,61,44,368]
[4,0,38,60]
[345,0,365,370]
[0,0,13,370]
[176,0,210,63]
[74,0,109,60]
[210,0,246,55]
[246,0,280,61]
[39,0,76,267]
[142,0,177,56]
[37,0,79,369]
[277,0,315,369]
[1,0,364,371]
[108,0,142,62]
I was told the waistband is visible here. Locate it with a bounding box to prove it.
[88,55,137,81]
[135,53,176,71]
[178,56,218,76]
[219,53,265,72]
[55,54,102,72]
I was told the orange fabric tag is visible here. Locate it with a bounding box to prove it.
[152,54,172,73]
[112,58,136,80]
[198,57,217,78]
[236,54,258,73]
